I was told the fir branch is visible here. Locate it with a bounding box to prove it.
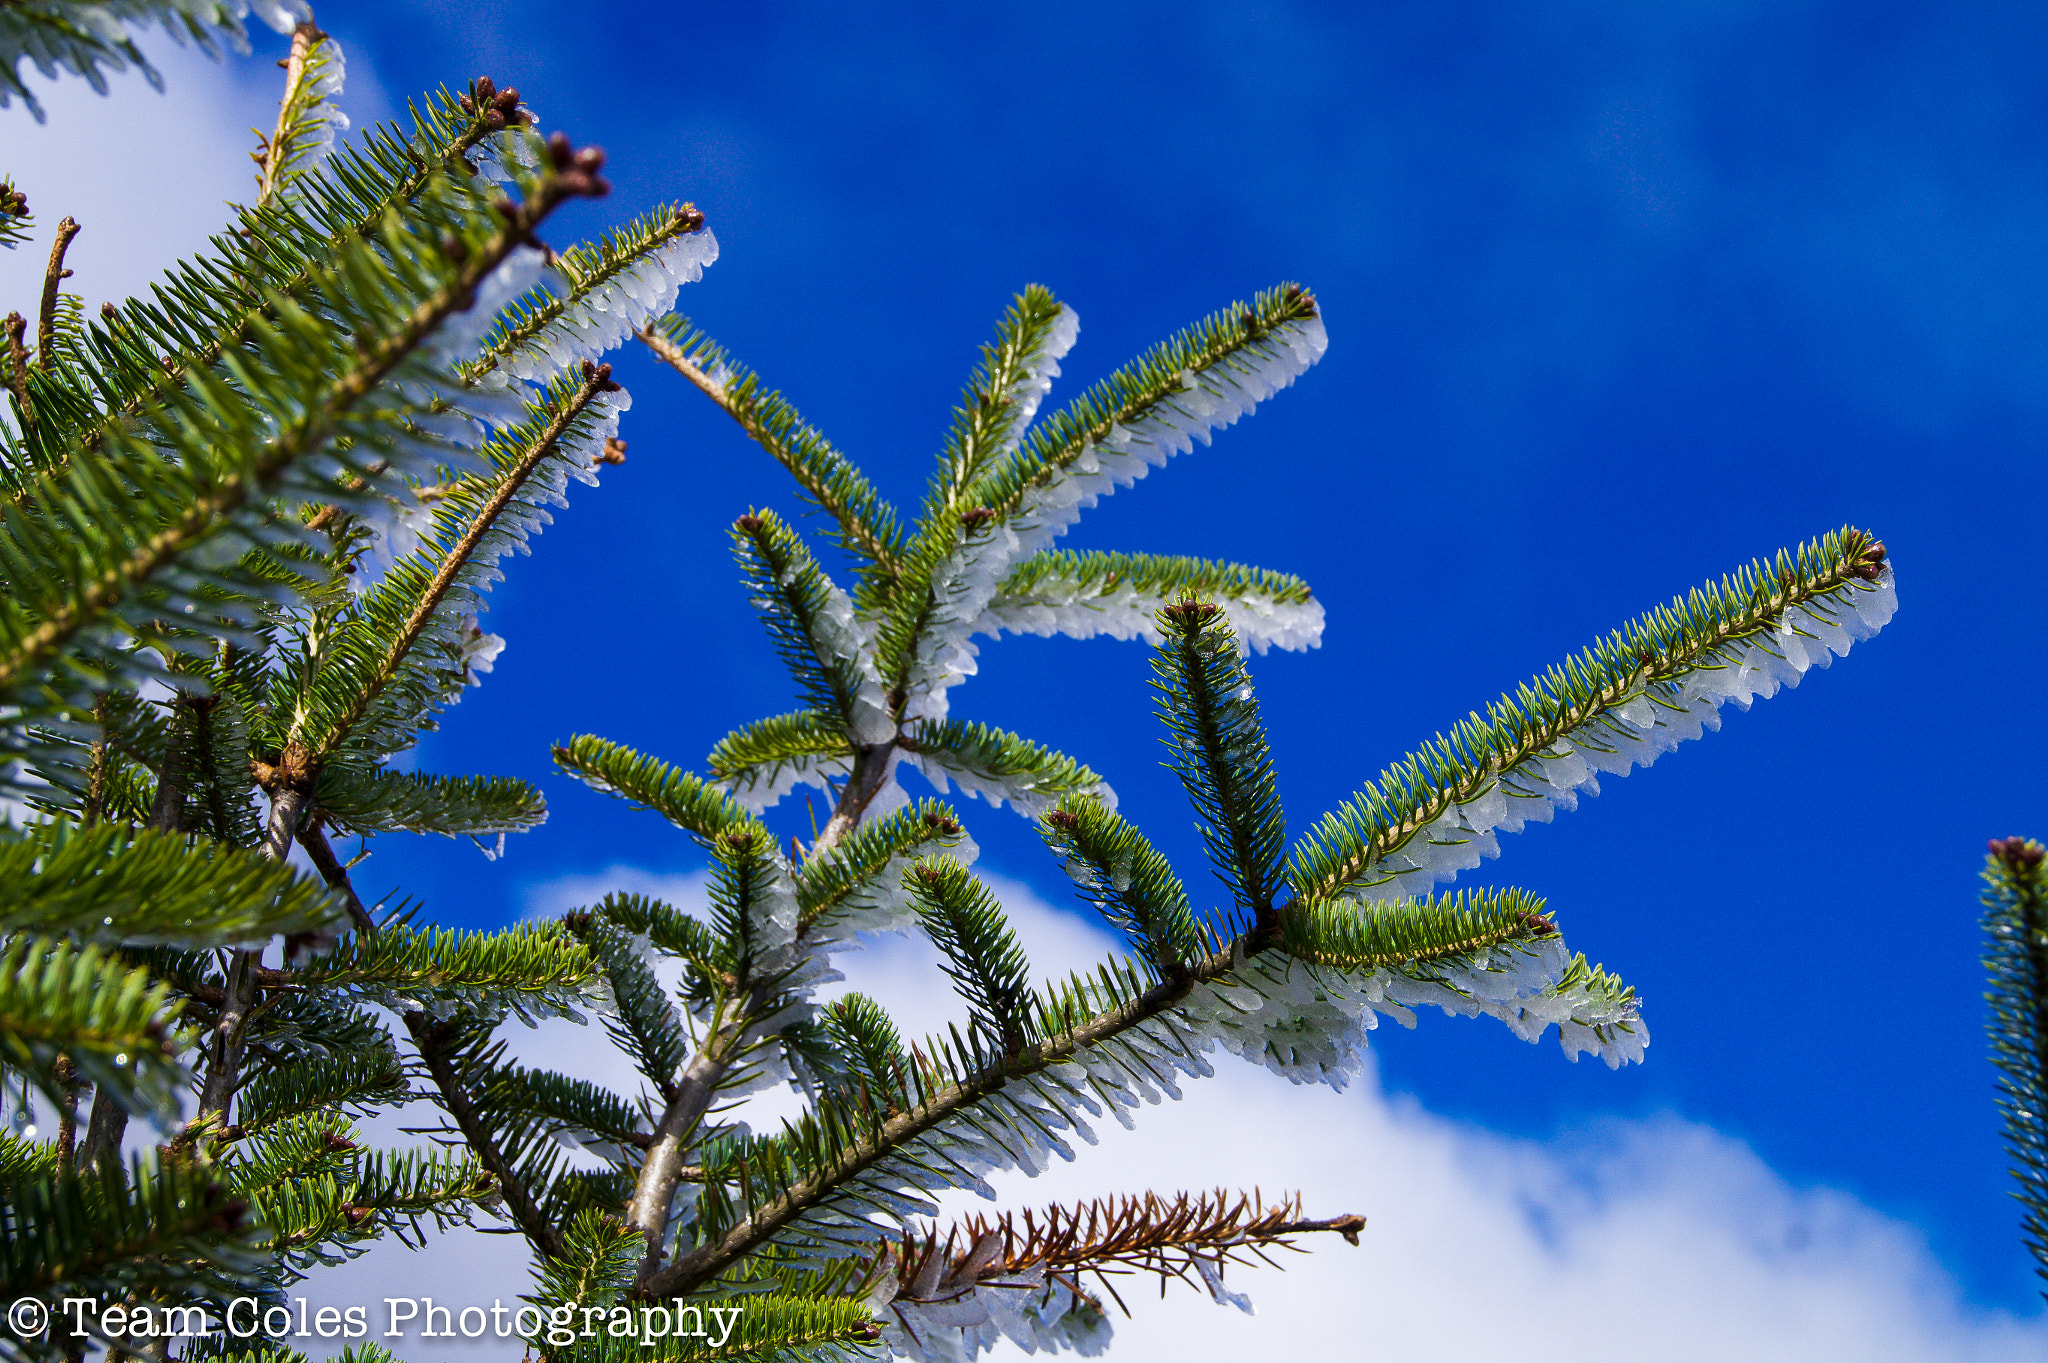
[1274,887,1553,974]
[555,734,768,847]
[584,892,731,1011]
[797,799,968,936]
[982,548,1322,655]
[0,819,347,946]
[1291,529,1895,904]
[640,315,905,576]
[901,716,1109,817]
[1154,600,1288,924]
[0,155,607,715]
[234,1042,409,1135]
[4,82,521,497]
[0,935,187,1126]
[316,767,547,839]
[1983,835,2048,1295]
[297,363,620,759]
[253,20,347,208]
[907,858,1034,1056]
[884,1189,1362,1322]
[927,285,1077,510]
[405,1017,564,1261]
[282,921,595,1013]
[705,710,855,812]
[564,912,693,1104]
[1041,797,1202,973]
[730,508,893,744]
[970,283,1325,524]
[0,1153,268,1306]
[473,204,711,383]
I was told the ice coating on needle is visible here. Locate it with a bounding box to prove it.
[975,581,1325,657]
[495,228,721,384]
[1333,568,1899,906]
[901,314,1329,725]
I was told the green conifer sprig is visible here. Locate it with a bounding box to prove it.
[731,509,890,740]
[928,284,1075,510]
[795,800,968,935]
[899,719,1108,816]
[0,935,187,1122]
[0,146,602,745]
[252,20,346,206]
[907,858,1035,1055]
[0,1154,269,1352]
[705,712,855,813]
[1982,835,2048,1296]
[316,770,546,839]
[1274,888,1554,974]
[1153,599,1288,921]
[641,316,906,582]
[984,548,1316,651]
[0,820,346,945]
[14,86,513,486]
[554,734,767,847]
[233,1045,408,1135]
[567,914,695,1099]
[283,364,625,771]
[473,204,711,383]
[483,1068,649,1158]
[971,283,1323,520]
[1291,528,1893,904]
[1039,796,1202,973]
[280,922,599,1027]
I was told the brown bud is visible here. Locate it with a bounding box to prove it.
[735,513,763,533]
[599,437,627,465]
[494,87,521,111]
[483,107,506,132]
[101,301,118,319]
[323,1130,358,1151]
[573,146,606,173]
[1991,837,2046,870]
[676,204,706,232]
[960,507,997,530]
[1242,310,1258,331]
[459,93,475,113]
[1044,809,1079,832]
[547,131,575,169]
[474,76,496,104]
[211,1197,252,1233]
[440,235,469,267]
[343,1203,375,1228]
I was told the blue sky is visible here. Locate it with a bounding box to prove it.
[354,0,2044,1309]
[9,0,2048,1341]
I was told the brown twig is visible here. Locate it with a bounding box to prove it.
[36,216,79,367]
[882,1189,1364,1316]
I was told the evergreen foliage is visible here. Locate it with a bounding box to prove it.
[1982,836,2048,1298]
[0,16,1904,1363]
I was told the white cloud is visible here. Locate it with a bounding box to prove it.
[0,30,388,319]
[298,864,2046,1363]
